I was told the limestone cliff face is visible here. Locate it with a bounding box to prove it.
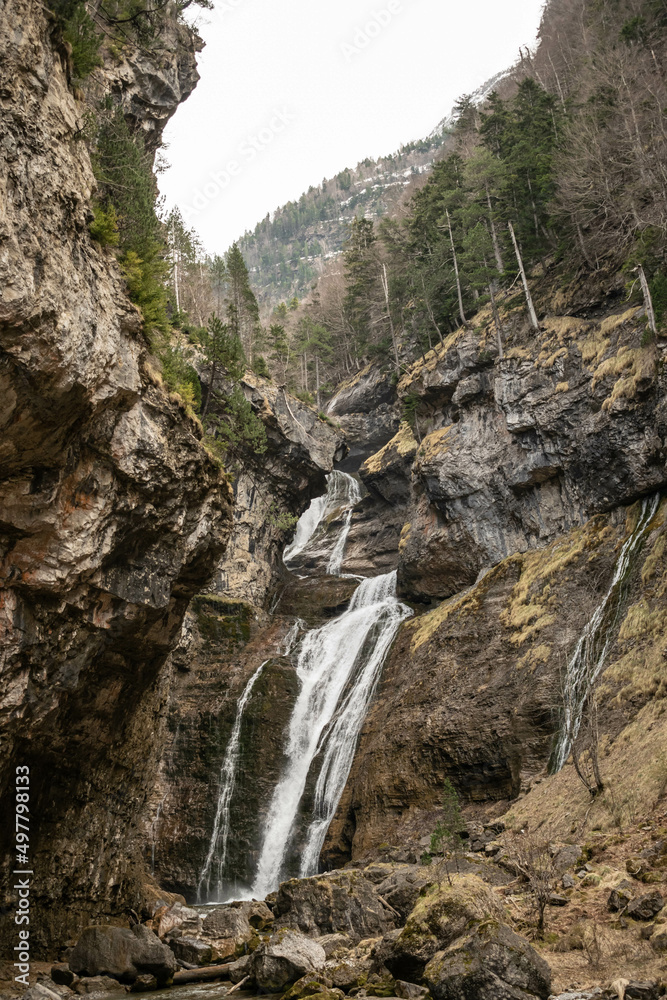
[394,305,666,602]
[214,374,346,607]
[0,0,231,953]
[324,286,667,866]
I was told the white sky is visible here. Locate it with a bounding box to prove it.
[159,0,546,255]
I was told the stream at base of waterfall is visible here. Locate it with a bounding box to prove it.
[197,471,412,903]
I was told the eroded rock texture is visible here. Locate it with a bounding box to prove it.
[0,0,231,952]
[395,315,667,601]
[324,293,667,865]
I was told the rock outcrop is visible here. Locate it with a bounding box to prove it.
[148,381,346,899]
[0,0,231,953]
[394,312,666,601]
[323,286,667,864]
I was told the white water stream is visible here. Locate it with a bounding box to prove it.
[553,493,660,771]
[197,660,268,902]
[283,470,361,574]
[198,471,410,902]
[252,570,412,898]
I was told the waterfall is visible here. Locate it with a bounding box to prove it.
[284,470,361,574]
[197,660,268,902]
[251,571,412,898]
[552,493,660,772]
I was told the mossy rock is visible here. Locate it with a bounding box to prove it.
[282,974,335,1000]
[383,875,505,980]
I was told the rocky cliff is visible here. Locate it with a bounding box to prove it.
[0,0,231,953]
[323,271,667,865]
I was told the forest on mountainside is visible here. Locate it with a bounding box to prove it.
[167,0,666,416]
[71,0,667,447]
[236,131,447,308]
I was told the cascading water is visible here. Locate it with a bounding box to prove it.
[197,660,268,902]
[252,570,412,898]
[299,572,412,877]
[283,470,361,574]
[552,493,660,772]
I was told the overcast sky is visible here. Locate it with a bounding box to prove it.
[159,0,546,255]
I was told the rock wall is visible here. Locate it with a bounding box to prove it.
[394,299,667,601]
[0,0,231,953]
[323,280,667,865]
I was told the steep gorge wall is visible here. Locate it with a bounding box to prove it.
[0,0,231,952]
[324,275,667,864]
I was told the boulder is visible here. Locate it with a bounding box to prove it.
[251,930,326,993]
[607,879,635,912]
[547,894,569,907]
[235,900,274,930]
[325,935,380,992]
[74,977,125,995]
[274,872,395,940]
[318,934,353,959]
[225,955,253,984]
[197,905,260,961]
[423,921,551,1000]
[552,845,582,874]
[167,937,212,967]
[395,983,430,1000]
[282,973,335,1000]
[51,966,77,987]
[69,925,178,986]
[626,892,664,921]
[151,903,201,940]
[129,976,158,993]
[382,875,505,979]
[359,971,398,997]
[375,867,433,923]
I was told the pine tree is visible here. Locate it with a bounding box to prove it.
[225,243,261,363]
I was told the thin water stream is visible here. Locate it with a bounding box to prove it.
[552,493,660,771]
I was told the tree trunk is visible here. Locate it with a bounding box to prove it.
[489,283,504,359]
[638,265,658,337]
[485,184,505,272]
[381,263,400,369]
[508,221,539,330]
[446,209,466,325]
[201,359,218,421]
[315,354,321,410]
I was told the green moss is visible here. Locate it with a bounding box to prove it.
[192,596,254,647]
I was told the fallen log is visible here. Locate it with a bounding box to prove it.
[172,963,235,985]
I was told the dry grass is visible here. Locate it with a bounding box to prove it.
[499,517,616,647]
[362,422,418,475]
[416,425,454,464]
